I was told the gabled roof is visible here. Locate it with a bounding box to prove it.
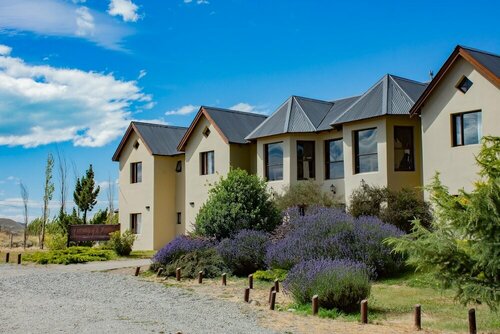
[245,95,358,140]
[112,122,187,161]
[177,106,267,151]
[411,45,500,115]
[332,74,427,125]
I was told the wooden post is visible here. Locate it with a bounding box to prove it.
[468,308,477,334]
[157,268,164,277]
[198,271,203,284]
[134,266,140,276]
[176,268,181,281]
[248,274,253,289]
[360,300,368,324]
[244,287,250,302]
[10,233,13,248]
[270,291,276,310]
[17,253,22,265]
[415,304,422,330]
[312,295,319,315]
[274,278,279,292]
[5,252,9,263]
[222,273,227,286]
[268,286,275,304]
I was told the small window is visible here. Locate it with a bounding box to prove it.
[297,141,315,180]
[202,127,211,137]
[456,76,473,94]
[325,139,344,179]
[133,141,140,149]
[200,151,215,175]
[394,126,415,171]
[130,213,142,234]
[452,111,482,146]
[175,160,182,173]
[354,128,378,174]
[131,162,142,183]
[265,142,283,181]
[177,212,182,225]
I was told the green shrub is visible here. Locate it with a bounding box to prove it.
[274,180,337,211]
[254,269,288,282]
[108,230,136,256]
[164,248,228,279]
[23,246,115,265]
[195,168,281,239]
[46,233,67,250]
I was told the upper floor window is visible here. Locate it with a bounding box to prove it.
[452,111,482,146]
[130,213,142,234]
[456,76,473,94]
[200,151,215,175]
[265,142,283,181]
[354,128,378,174]
[325,139,344,179]
[394,126,415,171]
[131,162,142,183]
[297,141,315,180]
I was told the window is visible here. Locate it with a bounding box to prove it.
[175,160,182,173]
[297,141,315,180]
[202,126,211,137]
[354,128,378,173]
[452,111,482,146]
[130,213,142,234]
[265,142,283,181]
[200,151,215,175]
[456,76,473,94]
[394,126,415,171]
[177,212,182,225]
[131,162,142,183]
[325,139,344,179]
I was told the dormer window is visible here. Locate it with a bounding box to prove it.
[202,127,211,137]
[133,141,140,149]
[456,76,473,94]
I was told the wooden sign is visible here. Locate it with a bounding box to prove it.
[68,224,120,244]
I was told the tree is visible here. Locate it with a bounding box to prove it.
[387,136,500,310]
[195,168,281,239]
[273,180,337,212]
[56,148,68,232]
[73,164,100,224]
[19,181,29,249]
[40,153,55,249]
[106,175,115,224]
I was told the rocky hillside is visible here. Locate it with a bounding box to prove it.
[0,218,25,234]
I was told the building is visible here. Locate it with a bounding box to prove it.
[114,45,500,250]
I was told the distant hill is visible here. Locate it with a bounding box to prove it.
[0,218,25,234]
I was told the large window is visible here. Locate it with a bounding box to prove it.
[452,111,482,146]
[265,142,283,181]
[325,139,344,179]
[354,128,378,174]
[394,126,415,171]
[131,162,142,183]
[297,141,315,180]
[130,213,142,234]
[200,151,215,175]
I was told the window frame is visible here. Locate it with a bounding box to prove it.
[130,213,142,234]
[455,76,473,94]
[325,138,344,180]
[130,162,142,183]
[393,126,415,172]
[296,140,316,180]
[264,141,284,181]
[451,110,482,147]
[200,151,215,175]
[354,128,378,174]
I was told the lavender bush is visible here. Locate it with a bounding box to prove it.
[152,235,215,268]
[283,259,371,311]
[217,230,269,276]
[266,207,404,277]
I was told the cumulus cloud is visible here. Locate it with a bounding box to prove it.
[0,46,152,148]
[165,104,199,116]
[0,45,12,56]
[108,0,140,22]
[0,0,131,50]
[229,102,268,115]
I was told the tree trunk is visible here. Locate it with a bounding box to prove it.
[83,210,87,225]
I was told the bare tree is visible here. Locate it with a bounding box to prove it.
[106,175,115,224]
[19,181,29,249]
[56,147,68,216]
[41,153,55,249]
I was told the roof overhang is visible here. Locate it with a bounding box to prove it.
[112,122,153,161]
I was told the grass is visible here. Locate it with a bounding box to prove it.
[22,246,116,265]
[126,250,156,259]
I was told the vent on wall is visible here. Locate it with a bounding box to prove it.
[456,76,473,94]
[202,126,211,137]
[133,141,140,149]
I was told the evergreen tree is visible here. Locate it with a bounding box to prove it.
[73,164,100,224]
[40,153,54,249]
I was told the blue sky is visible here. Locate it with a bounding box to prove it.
[0,0,499,222]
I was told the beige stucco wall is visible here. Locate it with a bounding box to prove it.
[175,157,186,236]
[419,57,500,196]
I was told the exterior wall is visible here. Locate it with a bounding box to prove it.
[175,157,186,236]
[118,132,154,250]
[229,143,255,171]
[420,57,500,196]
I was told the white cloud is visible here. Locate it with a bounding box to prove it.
[0,45,12,56]
[184,0,210,4]
[165,104,199,116]
[138,69,147,79]
[108,0,140,22]
[229,102,268,115]
[0,0,131,50]
[0,46,152,148]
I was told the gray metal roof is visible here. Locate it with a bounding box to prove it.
[202,107,267,144]
[332,74,427,125]
[462,46,500,78]
[133,122,187,156]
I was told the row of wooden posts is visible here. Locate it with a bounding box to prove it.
[135,266,479,334]
[1,252,22,264]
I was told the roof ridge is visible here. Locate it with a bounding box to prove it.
[132,121,187,129]
[202,106,267,118]
[330,94,362,103]
[292,95,334,105]
[388,75,416,104]
[245,97,291,140]
[459,45,500,58]
[292,96,317,130]
[388,74,427,86]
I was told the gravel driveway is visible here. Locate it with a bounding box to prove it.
[0,265,277,334]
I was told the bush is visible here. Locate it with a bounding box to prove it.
[108,230,136,256]
[254,269,288,282]
[266,207,404,277]
[217,230,269,276]
[23,246,115,265]
[195,168,281,239]
[164,248,229,279]
[46,233,67,250]
[273,180,337,212]
[152,235,215,268]
[283,259,371,312]
[348,181,432,232]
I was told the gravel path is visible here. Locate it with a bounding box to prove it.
[0,265,277,334]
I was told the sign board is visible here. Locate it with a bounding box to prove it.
[67,224,120,244]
